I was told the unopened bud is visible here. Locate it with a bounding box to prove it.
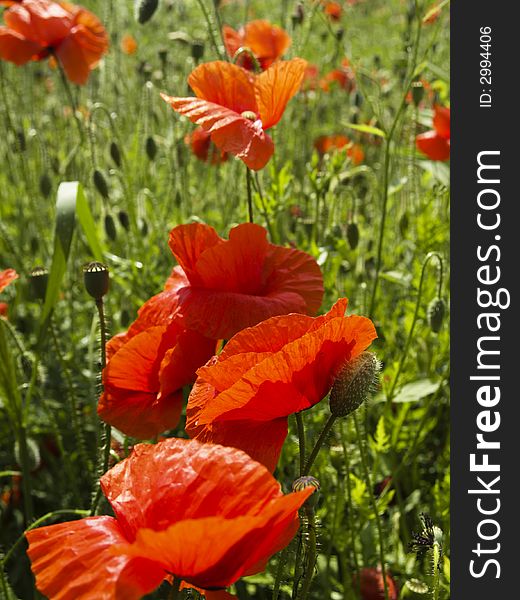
[427,297,445,333]
[347,222,359,250]
[29,266,49,301]
[118,210,130,231]
[135,0,159,24]
[145,135,158,160]
[329,352,380,418]
[191,40,205,61]
[39,173,52,198]
[104,214,117,241]
[292,475,320,509]
[411,80,424,107]
[110,141,122,167]
[93,169,109,199]
[291,3,304,27]
[83,262,109,300]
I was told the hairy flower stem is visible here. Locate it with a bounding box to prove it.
[194,0,224,60]
[368,0,422,319]
[296,413,306,476]
[297,507,317,600]
[246,167,254,223]
[272,547,289,600]
[90,298,111,515]
[303,414,336,476]
[352,412,389,600]
[53,53,84,143]
[387,252,443,402]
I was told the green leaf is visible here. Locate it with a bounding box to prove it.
[372,416,390,453]
[38,182,104,342]
[341,122,387,138]
[393,379,441,403]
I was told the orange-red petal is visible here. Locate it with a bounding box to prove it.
[255,58,307,129]
[433,105,450,140]
[416,130,450,161]
[4,0,72,45]
[0,268,18,293]
[26,516,165,600]
[242,20,291,69]
[0,27,42,63]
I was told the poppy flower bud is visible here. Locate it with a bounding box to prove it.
[16,129,26,153]
[411,80,424,107]
[104,214,117,241]
[329,352,380,418]
[93,169,109,199]
[135,0,159,24]
[292,475,320,510]
[191,40,205,61]
[347,222,360,250]
[139,218,149,237]
[335,27,345,42]
[399,211,409,238]
[110,141,122,167]
[29,266,49,301]
[118,210,130,231]
[145,135,158,160]
[83,262,109,301]
[39,173,52,198]
[427,297,446,333]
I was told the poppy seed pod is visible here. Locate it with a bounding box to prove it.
[29,267,49,301]
[329,352,380,418]
[427,297,446,333]
[83,262,109,301]
[118,210,130,231]
[191,40,205,61]
[93,169,109,199]
[292,476,320,510]
[291,3,304,27]
[104,214,117,241]
[135,0,159,24]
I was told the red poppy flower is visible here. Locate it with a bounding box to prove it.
[356,567,398,600]
[98,319,216,439]
[120,33,137,55]
[320,58,355,92]
[161,58,307,170]
[301,63,319,91]
[314,134,364,164]
[0,0,108,84]
[323,1,343,21]
[26,438,313,599]
[129,222,324,342]
[0,303,8,317]
[0,268,18,293]
[186,298,377,471]
[186,126,229,164]
[416,105,450,161]
[222,19,291,70]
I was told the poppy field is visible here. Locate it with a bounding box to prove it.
[0,1,450,599]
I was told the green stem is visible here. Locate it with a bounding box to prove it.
[246,167,254,223]
[296,413,306,477]
[303,414,336,476]
[297,507,318,600]
[387,252,443,402]
[352,412,389,600]
[368,0,423,319]
[90,298,111,515]
[272,547,289,600]
[252,172,276,241]
[53,53,84,143]
[194,0,224,59]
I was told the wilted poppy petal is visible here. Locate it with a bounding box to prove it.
[0,268,18,293]
[0,27,42,63]
[188,60,257,114]
[256,58,307,129]
[26,516,165,600]
[416,130,450,161]
[433,105,450,139]
[101,438,286,539]
[113,489,311,590]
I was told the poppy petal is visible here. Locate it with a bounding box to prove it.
[243,20,291,69]
[100,438,286,539]
[26,516,165,600]
[433,105,450,139]
[255,58,307,129]
[416,130,450,161]
[112,489,312,590]
[188,60,257,114]
[0,268,18,293]
[222,24,242,61]
[4,0,72,44]
[0,27,42,64]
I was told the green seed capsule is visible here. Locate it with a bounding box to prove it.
[145,136,158,160]
[135,0,159,24]
[83,262,110,300]
[29,266,49,301]
[118,210,130,230]
[347,222,360,250]
[292,475,320,509]
[427,297,446,333]
[93,169,109,199]
[329,352,380,418]
[104,214,117,241]
[39,173,52,198]
[110,141,122,167]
